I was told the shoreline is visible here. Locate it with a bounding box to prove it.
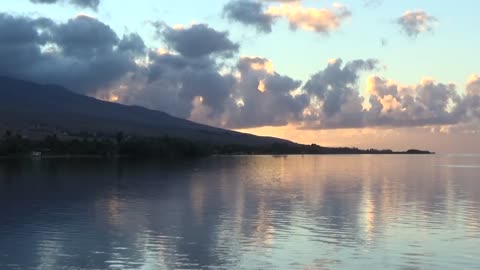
[0,152,435,160]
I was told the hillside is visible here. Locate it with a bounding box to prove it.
[0,76,292,146]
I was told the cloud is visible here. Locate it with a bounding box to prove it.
[116,55,309,129]
[1,12,479,133]
[365,76,462,127]
[302,59,377,128]
[461,74,480,121]
[467,74,480,96]
[53,15,120,57]
[223,1,350,34]
[397,10,437,38]
[298,59,480,130]
[223,0,275,33]
[103,20,241,119]
[0,14,234,122]
[30,0,100,10]
[0,13,143,94]
[223,57,309,128]
[118,52,235,119]
[266,2,351,33]
[123,23,240,119]
[153,23,239,58]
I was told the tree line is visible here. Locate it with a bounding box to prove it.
[0,131,432,158]
[0,131,209,158]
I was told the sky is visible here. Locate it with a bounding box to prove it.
[1,0,479,153]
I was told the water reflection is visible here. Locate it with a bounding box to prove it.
[1,155,480,269]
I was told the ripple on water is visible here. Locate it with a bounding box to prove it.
[1,155,480,270]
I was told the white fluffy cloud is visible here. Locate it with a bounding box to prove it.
[365,76,462,127]
[266,2,351,33]
[224,0,351,34]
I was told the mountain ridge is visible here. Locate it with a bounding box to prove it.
[0,76,293,146]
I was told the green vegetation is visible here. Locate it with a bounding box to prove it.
[215,143,432,155]
[0,131,208,158]
[0,130,433,158]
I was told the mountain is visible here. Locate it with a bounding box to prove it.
[0,76,293,146]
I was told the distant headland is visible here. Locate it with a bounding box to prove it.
[0,77,433,158]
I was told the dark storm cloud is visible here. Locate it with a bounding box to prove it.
[30,0,100,9]
[223,0,275,33]
[118,33,147,56]
[153,23,239,58]
[223,57,309,129]
[304,59,377,121]
[141,52,235,117]
[0,13,236,121]
[0,13,53,46]
[397,10,437,38]
[0,13,142,94]
[113,48,236,120]
[120,22,239,119]
[121,55,309,129]
[53,15,119,57]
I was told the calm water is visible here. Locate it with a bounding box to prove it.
[1,155,480,270]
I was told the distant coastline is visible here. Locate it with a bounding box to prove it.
[0,132,434,159]
[0,77,434,158]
